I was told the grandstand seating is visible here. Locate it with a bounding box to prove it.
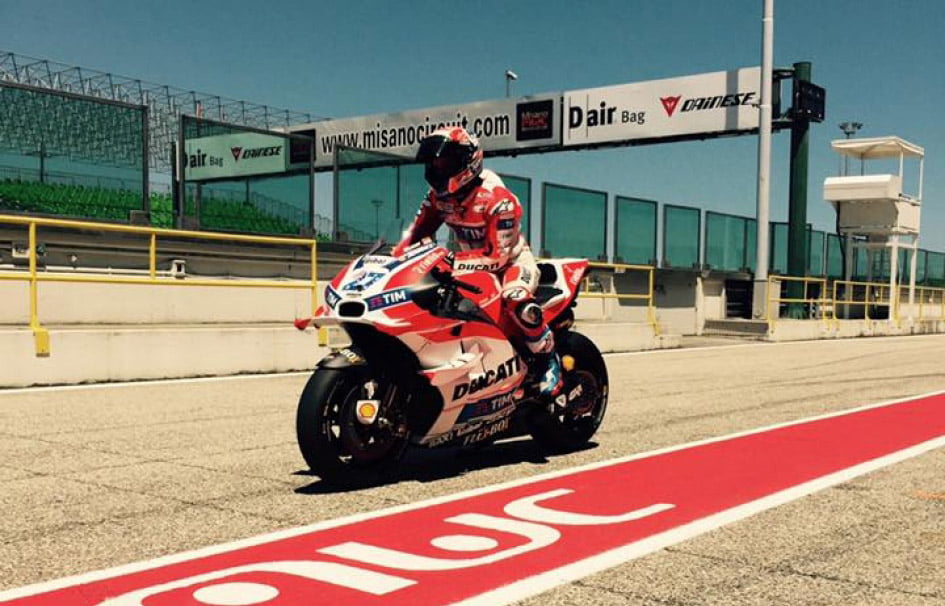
[0,177,321,237]
[0,178,141,222]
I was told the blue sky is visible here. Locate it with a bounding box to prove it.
[2,0,943,250]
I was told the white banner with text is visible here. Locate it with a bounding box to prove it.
[563,67,761,146]
[289,95,560,168]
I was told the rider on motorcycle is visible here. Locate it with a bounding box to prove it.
[392,127,562,397]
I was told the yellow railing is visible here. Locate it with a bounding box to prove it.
[578,261,660,335]
[831,280,897,325]
[765,275,830,329]
[911,285,945,322]
[0,214,318,356]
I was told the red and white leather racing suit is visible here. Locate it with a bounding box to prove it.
[392,169,552,354]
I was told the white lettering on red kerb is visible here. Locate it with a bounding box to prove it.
[98,488,675,605]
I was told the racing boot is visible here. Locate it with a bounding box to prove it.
[524,326,563,398]
[534,351,564,398]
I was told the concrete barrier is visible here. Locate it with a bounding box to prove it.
[0,325,327,387]
[574,321,680,353]
[765,317,945,342]
[0,320,674,388]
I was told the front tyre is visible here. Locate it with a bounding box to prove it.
[296,367,408,487]
[526,331,609,453]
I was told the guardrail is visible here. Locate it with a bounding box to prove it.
[0,214,318,356]
[910,285,945,322]
[578,261,660,335]
[765,275,830,330]
[831,280,897,326]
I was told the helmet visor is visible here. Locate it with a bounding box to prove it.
[417,137,466,192]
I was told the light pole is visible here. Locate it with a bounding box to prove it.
[838,121,863,175]
[505,70,518,98]
[752,0,774,319]
[371,199,385,239]
[24,143,58,183]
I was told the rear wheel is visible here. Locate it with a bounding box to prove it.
[296,367,409,487]
[526,331,609,453]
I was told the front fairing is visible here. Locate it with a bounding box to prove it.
[310,242,526,446]
[317,242,507,329]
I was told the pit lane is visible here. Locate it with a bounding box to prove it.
[1,334,943,604]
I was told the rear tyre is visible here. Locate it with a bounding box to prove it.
[526,331,609,453]
[296,367,408,487]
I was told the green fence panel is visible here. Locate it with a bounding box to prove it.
[185,174,310,236]
[705,211,748,272]
[393,162,427,242]
[333,146,410,242]
[542,183,606,259]
[927,251,945,286]
[826,233,844,278]
[0,82,147,223]
[916,249,928,284]
[181,116,313,235]
[337,165,400,242]
[808,230,825,276]
[615,196,657,265]
[769,222,788,274]
[744,218,757,273]
[499,174,531,242]
[662,204,701,268]
[853,246,869,279]
[858,247,920,283]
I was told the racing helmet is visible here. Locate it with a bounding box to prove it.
[416,127,483,196]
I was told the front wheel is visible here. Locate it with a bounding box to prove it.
[526,331,609,453]
[296,367,409,487]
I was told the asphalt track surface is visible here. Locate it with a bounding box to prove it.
[1,334,944,604]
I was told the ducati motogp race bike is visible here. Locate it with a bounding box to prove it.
[294,240,609,486]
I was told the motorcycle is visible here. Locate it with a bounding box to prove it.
[294,239,608,486]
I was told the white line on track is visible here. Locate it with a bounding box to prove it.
[2,387,944,602]
[1,333,943,396]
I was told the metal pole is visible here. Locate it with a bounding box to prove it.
[752,0,774,319]
[332,148,340,240]
[908,240,917,312]
[786,61,811,318]
[176,117,185,229]
[142,106,150,215]
[889,237,899,323]
[311,242,318,315]
[28,222,39,329]
[309,137,315,234]
[149,233,156,280]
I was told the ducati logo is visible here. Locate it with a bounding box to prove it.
[660,96,681,117]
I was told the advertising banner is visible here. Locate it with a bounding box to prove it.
[563,67,761,146]
[184,131,289,180]
[289,94,560,168]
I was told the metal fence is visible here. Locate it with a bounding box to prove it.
[0,213,317,356]
[0,81,148,223]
